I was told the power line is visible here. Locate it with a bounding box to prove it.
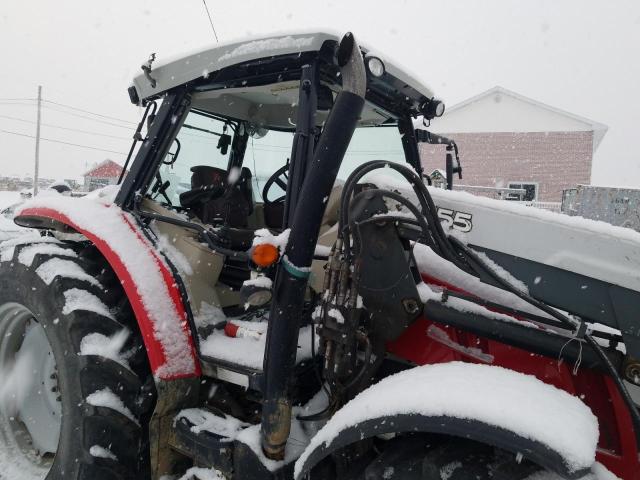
[0,128,127,155]
[0,101,36,106]
[40,104,134,130]
[42,99,136,125]
[0,114,130,140]
[202,0,219,43]
[0,97,36,102]
[0,96,137,129]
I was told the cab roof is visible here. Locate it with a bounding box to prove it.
[130,31,437,128]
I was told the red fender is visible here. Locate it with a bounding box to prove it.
[16,201,200,380]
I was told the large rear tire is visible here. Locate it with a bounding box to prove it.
[0,239,153,480]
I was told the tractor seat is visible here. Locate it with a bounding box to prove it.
[184,165,254,228]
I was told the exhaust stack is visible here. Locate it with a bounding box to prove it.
[260,32,367,460]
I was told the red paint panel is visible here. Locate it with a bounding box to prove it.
[387,272,639,479]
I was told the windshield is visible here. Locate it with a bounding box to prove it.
[244,130,295,202]
[156,111,231,205]
[153,113,406,207]
[339,125,405,180]
[244,124,406,200]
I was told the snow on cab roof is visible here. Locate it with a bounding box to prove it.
[131,30,435,103]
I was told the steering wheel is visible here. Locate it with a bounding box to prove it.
[262,164,289,205]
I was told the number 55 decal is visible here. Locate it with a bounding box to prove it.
[437,207,473,233]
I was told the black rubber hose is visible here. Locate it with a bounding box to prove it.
[260,90,366,459]
[339,160,468,272]
[339,161,442,260]
[348,189,432,256]
[342,159,640,441]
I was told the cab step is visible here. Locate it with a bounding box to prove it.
[168,408,294,480]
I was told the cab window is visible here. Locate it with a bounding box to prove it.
[155,111,232,205]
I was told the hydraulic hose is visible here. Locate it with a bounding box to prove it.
[340,158,640,442]
[339,160,468,270]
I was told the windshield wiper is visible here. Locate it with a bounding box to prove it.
[183,123,223,137]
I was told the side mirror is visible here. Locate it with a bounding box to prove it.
[414,129,462,190]
[162,138,181,166]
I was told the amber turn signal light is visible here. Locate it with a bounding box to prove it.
[251,243,279,267]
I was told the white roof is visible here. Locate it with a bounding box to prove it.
[131,30,435,104]
[429,86,608,152]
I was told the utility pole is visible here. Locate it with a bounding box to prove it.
[33,85,42,196]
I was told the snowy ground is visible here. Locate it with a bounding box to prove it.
[0,191,27,241]
[0,191,21,210]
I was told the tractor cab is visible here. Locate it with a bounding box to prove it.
[118,31,441,232]
[107,31,445,406]
[115,31,445,329]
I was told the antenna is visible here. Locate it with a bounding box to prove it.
[202,0,219,43]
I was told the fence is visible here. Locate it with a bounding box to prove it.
[517,201,562,213]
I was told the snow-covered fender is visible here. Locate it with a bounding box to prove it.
[15,196,201,380]
[294,362,599,480]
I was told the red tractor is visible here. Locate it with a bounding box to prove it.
[0,31,638,480]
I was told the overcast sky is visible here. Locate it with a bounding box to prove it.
[1,0,639,186]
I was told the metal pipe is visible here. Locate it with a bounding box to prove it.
[260,32,366,460]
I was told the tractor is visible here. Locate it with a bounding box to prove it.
[0,31,639,480]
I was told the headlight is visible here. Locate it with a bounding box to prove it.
[423,99,445,119]
[366,56,385,77]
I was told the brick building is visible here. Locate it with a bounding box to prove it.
[420,87,608,202]
[83,159,125,191]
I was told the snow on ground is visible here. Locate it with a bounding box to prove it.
[0,444,50,480]
[0,189,71,241]
[0,191,21,210]
[0,191,26,241]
